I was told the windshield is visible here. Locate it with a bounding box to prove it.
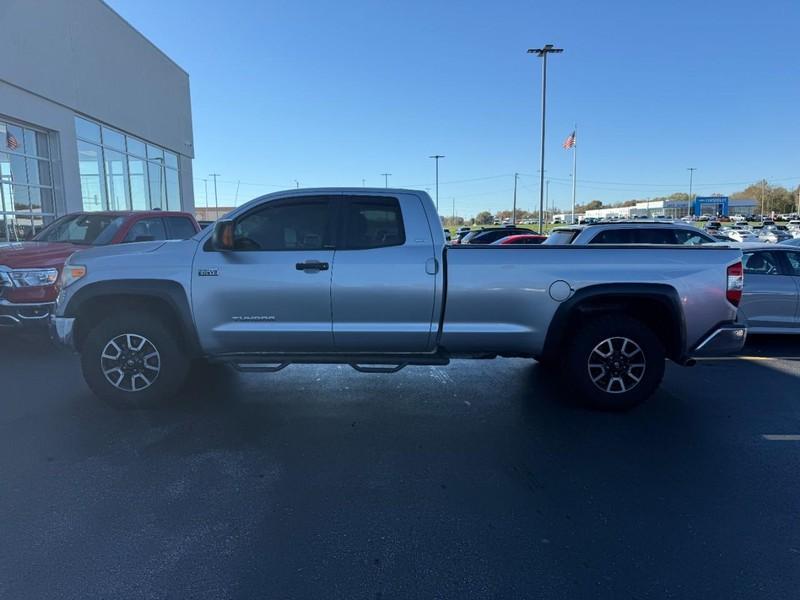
[543,229,579,244]
[33,214,126,245]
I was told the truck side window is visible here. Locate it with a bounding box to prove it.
[233,199,331,251]
[123,218,167,243]
[341,197,405,250]
[743,251,781,276]
[589,229,634,244]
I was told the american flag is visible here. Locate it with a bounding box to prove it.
[562,131,576,149]
[5,130,19,150]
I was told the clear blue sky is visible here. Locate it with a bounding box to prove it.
[109,0,799,216]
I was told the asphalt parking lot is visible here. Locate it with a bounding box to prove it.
[1,332,799,599]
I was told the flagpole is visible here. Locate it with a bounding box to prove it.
[571,124,578,224]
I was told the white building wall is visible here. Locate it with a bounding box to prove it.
[0,0,194,214]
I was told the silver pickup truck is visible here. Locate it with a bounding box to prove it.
[51,188,746,410]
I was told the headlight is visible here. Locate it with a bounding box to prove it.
[7,268,59,287]
[60,265,87,288]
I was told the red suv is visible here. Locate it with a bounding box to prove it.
[0,211,200,328]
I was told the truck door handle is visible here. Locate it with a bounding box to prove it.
[295,260,329,271]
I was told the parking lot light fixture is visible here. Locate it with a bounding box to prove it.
[429,155,445,213]
[687,168,696,217]
[528,44,563,234]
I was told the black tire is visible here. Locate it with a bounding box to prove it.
[562,315,665,411]
[81,313,190,409]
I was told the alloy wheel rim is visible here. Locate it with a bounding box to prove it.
[587,336,646,394]
[100,333,161,392]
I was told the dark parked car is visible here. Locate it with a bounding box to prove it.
[461,227,531,244]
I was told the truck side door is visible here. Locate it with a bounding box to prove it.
[331,194,438,353]
[191,196,337,354]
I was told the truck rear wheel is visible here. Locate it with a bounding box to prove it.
[563,315,665,411]
[81,313,189,408]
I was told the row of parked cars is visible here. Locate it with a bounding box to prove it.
[445,220,800,334]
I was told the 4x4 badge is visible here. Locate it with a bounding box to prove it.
[198,268,219,277]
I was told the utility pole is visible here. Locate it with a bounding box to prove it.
[528,44,563,234]
[761,179,767,217]
[362,178,366,187]
[209,173,220,219]
[294,179,299,189]
[452,197,456,226]
[429,155,445,213]
[512,173,519,224]
[381,173,391,188]
[687,168,696,217]
[546,179,550,225]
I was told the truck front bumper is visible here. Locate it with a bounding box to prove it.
[0,299,55,328]
[49,316,76,350]
[690,324,747,358]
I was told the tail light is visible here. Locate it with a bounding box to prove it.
[726,261,743,306]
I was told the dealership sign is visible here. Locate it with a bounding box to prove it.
[694,196,729,216]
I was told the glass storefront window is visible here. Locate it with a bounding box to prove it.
[147,161,164,209]
[1,119,56,241]
[78,140,105,211]
[102,127,125,151]
[128,156,149,210]
[146,144,164,161]
[164,151,178,170]
[165,168,180,211]
[104,149,129,210]
[75,116,182,213]
[126,137,146,157]
[75,117,101,143]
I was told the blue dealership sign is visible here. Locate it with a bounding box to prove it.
[694,196,729,216]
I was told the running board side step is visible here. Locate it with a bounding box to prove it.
[350,363,408,373]
[232,362,290,373]
[219,354,450,373]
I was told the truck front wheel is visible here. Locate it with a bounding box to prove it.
[81,313,190,408]
[563,315,665,411]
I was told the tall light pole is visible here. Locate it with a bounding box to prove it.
[202,178,208,209]
[512,172,519,224]
[429,155,445,213]
[294,179,299,189]
[528,44,563,233]
[761,179,767,217]
[546,179,550,224]
[209,173,220,219]
[687,168,696,217]
[381,173,391,188]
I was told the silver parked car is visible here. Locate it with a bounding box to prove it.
[730,243,800,333]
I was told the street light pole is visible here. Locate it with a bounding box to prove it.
[546,179,550,224]
[429,155,445,213]
[381,173,391,188]
[687,168,696,217]
[528,44,563,234]
[209,173,220,219]
[512,172,519,224]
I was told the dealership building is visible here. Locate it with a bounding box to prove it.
[0,0,194,241]
[584,197,758,220]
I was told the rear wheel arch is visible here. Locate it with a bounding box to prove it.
[541,284,686,362]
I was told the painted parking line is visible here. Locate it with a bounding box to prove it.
[762,435,800,441]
